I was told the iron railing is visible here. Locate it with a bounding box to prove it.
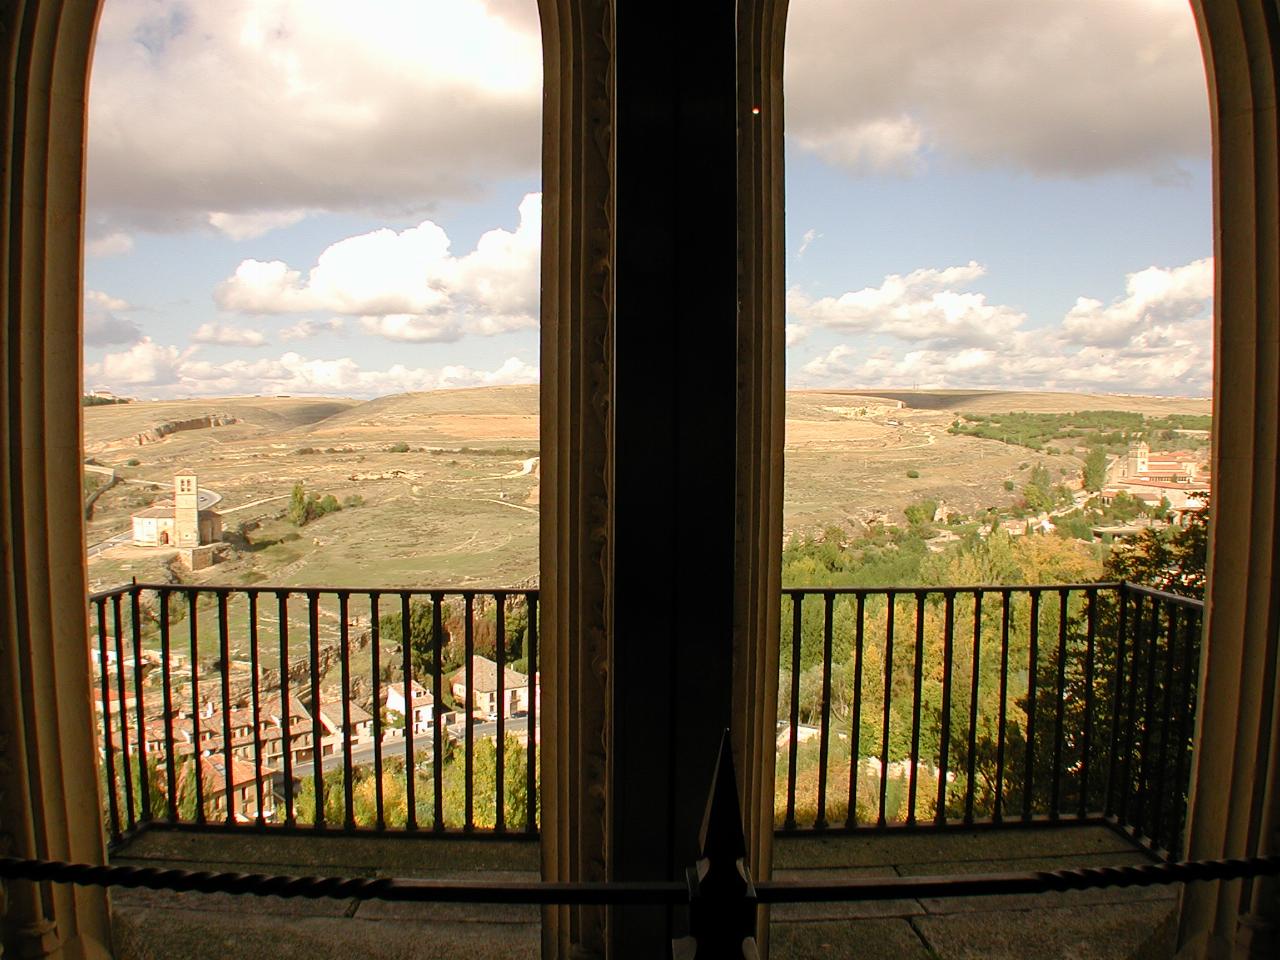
[92,579,1202,860]
[777,581,1203,857]
[90,583,539,844]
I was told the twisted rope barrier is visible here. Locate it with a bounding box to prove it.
[0,857,684,905]
[756,854,1280,903]
[3,853,1278,905]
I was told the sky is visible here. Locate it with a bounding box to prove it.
[83,0,1212,400]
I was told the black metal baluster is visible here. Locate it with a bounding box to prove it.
[1050,590,1068,820]
[994,590,1011,823]
[400,591,416,831]
[784,592,802,830]
[1080,587,1097,818]
[879,593,895,827]
[936,591,955,824]
[112,594,135,831]
[1172,604,1200,857]
[432,592,445,831]
[189,590,204,824]
[129,587,151,822]
[308,591,324,829]
[526,591,538,834]
[495,592,507,833]
[464,592,476,832]
[1023,590,1040,821]
[160,590,178,822]
[1119,593,1144,826]
[1152,604,1180,851]
[1105,584,1130,818]
[277,591,295,828]
[815,593,834,830]
[218,592,234,826]
[339,591,355,832]
[97,598,121,842]
[370,593,384,831]
[1135,595,1162,838]
[964,591,982,825]
[907,592,926,825]
[846,592,865,828]
[248,592,265,827]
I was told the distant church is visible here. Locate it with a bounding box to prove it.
[131,474,222,547]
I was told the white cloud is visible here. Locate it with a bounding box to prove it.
[279,317,344,341]
[83,289,141,346]
[88,338,187,386]
[795,229,821,259]
[792,115,926,176]
[86,345,538,399]
[87,0,541,232]
[86,231,134,257]
[86,290,130,312]
[191,323,268,347]
[1061,257,1212,346]
[785,324,810,347]
[788,261,1024,346]
[208,209,309,241]
[786,0,1208,179]
[217,192,541,341]
[792,256,1213,395]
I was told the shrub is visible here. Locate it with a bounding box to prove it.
[1003,480,1015,491]
[125,457,140,467]
[906,469,920,479]
[388,441,410,453]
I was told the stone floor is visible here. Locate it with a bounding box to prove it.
[771,825,1177,960]
[108,825,1175,959]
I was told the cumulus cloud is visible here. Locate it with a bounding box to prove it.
[86,345,538,399]
[217,193,541,341]
[786,0,1209,179]
[87,0,541,232]
[89,338,188,386]
[280,317,344,341]
[1061,257,1212,346]
[86,231,134,257]
[788,262,1024,346]
[84,289,141,346]
[191,323,268,347]
[792,256,1213,395]
[208,209,309,241]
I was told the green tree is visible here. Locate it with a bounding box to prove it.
[380,599,453,677]
[1082,448,1108,492]
[287,481,311,526]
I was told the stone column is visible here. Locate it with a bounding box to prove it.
[537,1,616,956]
[1,1,114,958]
[735,0,789,950]
[1177,3,1280,957]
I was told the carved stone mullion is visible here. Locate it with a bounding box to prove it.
[538,1,614,957]
[1176,3,1280,958]
[0,2,113,958]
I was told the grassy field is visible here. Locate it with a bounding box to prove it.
[85,385,1211,596]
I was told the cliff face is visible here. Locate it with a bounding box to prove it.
[132,413,239,445]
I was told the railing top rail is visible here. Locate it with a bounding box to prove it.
[1120,581,1205,609]
[92,582,540,598]
[780,582,1124,597]
[87,583,139,603]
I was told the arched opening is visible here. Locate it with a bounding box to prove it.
[3,1,1280,957]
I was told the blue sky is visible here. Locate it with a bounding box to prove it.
[84,0,1211,400]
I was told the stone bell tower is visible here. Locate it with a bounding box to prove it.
[174,473,200,547]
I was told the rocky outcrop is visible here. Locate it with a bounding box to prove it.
[132,413,239,446]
